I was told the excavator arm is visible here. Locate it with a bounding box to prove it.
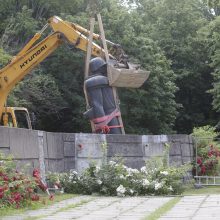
[0,16,112,125]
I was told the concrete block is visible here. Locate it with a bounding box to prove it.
[63,133,75,142]
[14,159,35,174]
[64,142,75,157]
[169,142,181,156]
[76,133,106,144]
[0,127,9,148]
[169,156,183,166]
[142,135,161,143]
[181,143,191,157]
[33,159,40,168]
[107,134,141,143]
[9,128,39,159]
[168,134,189,143]
[145,143,164,157]
[142,135,168,143]
[47,159,65,172]
[0,148,10,155]
[42,131,48,158]
[122,157,145,169]
[107,143,144,157]
[189,135,193,144]
[190,144,195,157]
[44,159,49,173]
[182,156,193,164]
[144,156,163,162]
[75,158,102,173]
[64,158,75,171]
[75,133,106,158]
[160,135,169,143]
[46,132,63,159]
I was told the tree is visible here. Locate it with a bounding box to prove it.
[200,16,220,128]
[8,70,68,131]
[132,0,215,133]
[97,1,178,134]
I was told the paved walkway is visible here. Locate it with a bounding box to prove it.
[159,195,220,220]
[2,194,220,220]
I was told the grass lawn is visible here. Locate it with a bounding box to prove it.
[0,193,76,217]
[183,186,220,195]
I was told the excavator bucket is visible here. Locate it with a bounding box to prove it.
[107,65,150,88]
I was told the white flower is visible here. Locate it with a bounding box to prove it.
[142,179,150,186]
[160,171,169,176]
[168,186,173,191]
[151,168,158,173]
[116,185,126,196]
[131,179,139,183]
[96,179,102,185]
[132,169,139,174]
[119,174,126,180]
[154,182,163,190]
[123,165,128,169]
[126,168,139,177]
[109,161,116,166]
[141,166,147,174]
[68,176,73,182]
[95,166,100,173]
[70,170,78,175]
[129,189,134,194]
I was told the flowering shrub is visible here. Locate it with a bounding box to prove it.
[196,144,220,175]
[0,153,42,209]
[192,126,220,176]
[59,144,191,196]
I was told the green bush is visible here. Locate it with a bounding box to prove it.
[192,125,219,148]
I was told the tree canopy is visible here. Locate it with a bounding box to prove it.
[0,0,220,134]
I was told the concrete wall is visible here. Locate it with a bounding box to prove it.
[0,127,194,176]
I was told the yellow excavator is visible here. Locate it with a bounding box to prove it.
[0,16,149,129]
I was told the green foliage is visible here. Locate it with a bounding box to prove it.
[135,0,215,133]
[201,16,220,128]
[1,6,39,53]
[192,125,219,146]
[192,125,218,147]
[0,0,220,134]
[0,48,11,68]
[9,71,68,131]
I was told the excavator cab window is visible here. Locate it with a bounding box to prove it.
[14,110,29,129]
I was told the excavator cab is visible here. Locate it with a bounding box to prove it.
[1,107,32,129]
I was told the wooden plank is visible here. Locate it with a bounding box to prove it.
[97,13,125,134]
[97,14,109,62]
[84,17,96,132]
[84,17,95,78]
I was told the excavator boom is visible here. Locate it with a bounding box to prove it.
[0,16,108,126]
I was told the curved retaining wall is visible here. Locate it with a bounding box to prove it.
[0,127,194,177]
